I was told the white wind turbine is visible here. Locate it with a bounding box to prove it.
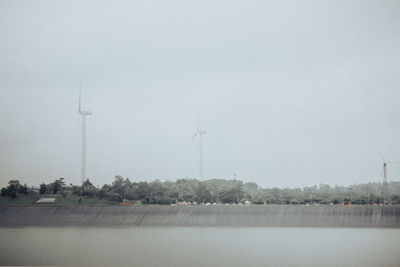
[192,119,207,180]
[79,85,93,183]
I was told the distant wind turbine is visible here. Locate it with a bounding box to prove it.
[79,85,93,183]
[192,119,207,180]
[379,152,400,184]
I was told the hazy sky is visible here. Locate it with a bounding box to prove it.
[1,0,400,188]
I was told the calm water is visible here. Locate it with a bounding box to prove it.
[0,227,399,266]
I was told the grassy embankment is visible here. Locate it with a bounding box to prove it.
[0,194,116,206]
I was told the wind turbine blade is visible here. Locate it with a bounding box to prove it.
[191,131,198,141]
[379,152,386,162]
[191,115,200,140]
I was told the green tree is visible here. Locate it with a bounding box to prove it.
[195,183,212,203]
[81,178,98,197]
[49,178,66,194]
[39,183,47,194]
[6,180,22,198]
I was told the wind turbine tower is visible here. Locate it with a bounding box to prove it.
[79,87,93,183]
[383,162,388,185]
[379,153,400,185]
[192,121,207,180]
[379,153,389,185]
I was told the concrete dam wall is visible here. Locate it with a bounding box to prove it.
[1,205,399,227]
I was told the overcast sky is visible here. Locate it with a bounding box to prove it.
[1,0,399,188]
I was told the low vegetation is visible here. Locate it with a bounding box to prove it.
[1,176,399,206]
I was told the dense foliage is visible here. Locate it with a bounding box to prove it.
[1,180,28,198]
[1,176,400,205]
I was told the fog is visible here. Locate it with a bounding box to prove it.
[1,0,400,187]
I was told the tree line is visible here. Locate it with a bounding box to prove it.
[1,176,400,205]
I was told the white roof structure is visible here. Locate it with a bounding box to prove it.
[36,198,56,203]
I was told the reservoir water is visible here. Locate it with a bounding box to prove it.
[0,227,399,266]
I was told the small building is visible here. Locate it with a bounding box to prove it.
[36,198,56,203]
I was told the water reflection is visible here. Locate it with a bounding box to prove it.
[0,227,399,266]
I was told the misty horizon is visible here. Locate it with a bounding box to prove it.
[1,1,400,188]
